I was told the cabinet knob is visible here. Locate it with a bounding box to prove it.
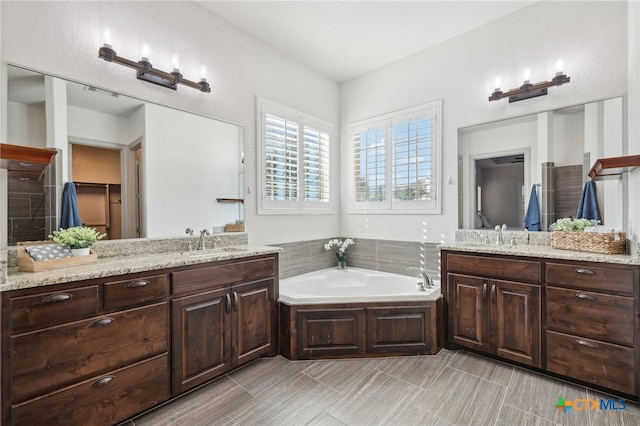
[91,375,115,388]
[42,293,73,303]
[127,280,149,288]
[574,268,596,275]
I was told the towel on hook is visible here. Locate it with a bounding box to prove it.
[59,182,83,229]
[523,185,541,231]
[576,181,602,222]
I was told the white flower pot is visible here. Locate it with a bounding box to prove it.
[71,247,91,257]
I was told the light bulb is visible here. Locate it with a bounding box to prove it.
[523,68,531,83]
[555,58,565,75]
[172,56,180,73]
[140,43,151,63]
[200,65,207,82]
[494,77,501,91]
[102,28,112,48]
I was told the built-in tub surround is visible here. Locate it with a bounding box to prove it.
[275,238,440,280]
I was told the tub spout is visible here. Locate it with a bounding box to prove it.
[406,266,432,291]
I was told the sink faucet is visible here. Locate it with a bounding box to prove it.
[197,229,210,250]
[495,224,507,245]
[185,228,194,251]
[406,266,432,291]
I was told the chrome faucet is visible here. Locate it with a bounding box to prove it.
[197,229,210,250]
[185,228,194,251]
[406,266,432,291]
[495,224,507,245]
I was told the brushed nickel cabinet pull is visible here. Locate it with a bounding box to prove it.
[91,317,115,327]
[91,375,115,388]
[42,293,73,303]
[225,294,231,314]
[482,283,488,302]
[576,339,598,348]
[576,293,597,301]
[575,268,596,275]
[233,292,238,312]
[491,284,496,304]
[127,280,149,288]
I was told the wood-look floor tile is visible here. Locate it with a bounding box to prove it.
[496,404,558,425]
[133,376,254,426]
[305,411,348,426]
[587,389,640,425]
[376,350,456,389]
[230,372,341,426]
[506,368,589,426]
[422,366,506,425]
[302,358,386,393]
[326,369,440,425]
[447,350,514,386]
[228,356,312,396]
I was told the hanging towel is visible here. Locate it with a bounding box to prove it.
[524,185,541,231]
[59,182,83,229]
[576,181,602,222]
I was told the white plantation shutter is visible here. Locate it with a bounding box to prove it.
[349,101,441,213]
[258,98,332,213]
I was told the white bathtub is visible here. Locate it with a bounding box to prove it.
[279,267,441,305]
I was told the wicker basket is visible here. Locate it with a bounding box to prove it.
[551,231,627,254]
[224,223,244,232]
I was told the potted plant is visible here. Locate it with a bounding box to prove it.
[324,238,355,270]
[49,226,106,256]
[549,218,626,254]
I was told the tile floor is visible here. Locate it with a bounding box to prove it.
[127,350,640,426]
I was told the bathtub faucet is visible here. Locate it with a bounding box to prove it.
[406,267,432,291]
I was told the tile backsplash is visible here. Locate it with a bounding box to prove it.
[274,238,440,280]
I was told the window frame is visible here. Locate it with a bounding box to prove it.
[257,97,334,215]
[347,100,442,214]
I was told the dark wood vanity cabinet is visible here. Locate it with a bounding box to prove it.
[443,250,640,398]
[2,272,171,426]
[2,253,279,426]
[171,256,278,394]
[447,266,542,367]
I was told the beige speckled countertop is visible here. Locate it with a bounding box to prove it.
[439,243,640,266]
[3,245,281,292]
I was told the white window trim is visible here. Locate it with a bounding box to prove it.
[257,97,334,215]
[347,100,442,215]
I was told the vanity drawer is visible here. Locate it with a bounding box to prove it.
[546,286,633,346]
[104,273,169,310]
[545,262,635,295]
[8,285,100,332]
[446,253,542,283]
[172,256,276,295]
[546,330,635,395]
[10,302,168,402]
[11,353,169,426]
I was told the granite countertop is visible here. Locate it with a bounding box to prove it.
[3,245,281,292]
[439,243,640,266]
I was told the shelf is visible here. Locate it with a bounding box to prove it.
[1,143,57,180]
[216,198,244,203]
[588,155,640,181]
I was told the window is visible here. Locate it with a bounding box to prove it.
[258,98,332,214]
[349,100,441,213]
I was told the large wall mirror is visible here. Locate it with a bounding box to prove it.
[5,65,244,246]
[458,96,625,231]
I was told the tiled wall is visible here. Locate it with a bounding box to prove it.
[274,238,440,281]
[554,165,583,219]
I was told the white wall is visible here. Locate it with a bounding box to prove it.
[340,1,628,243]
[67,105,131,146]
[7,101,45,148]
[0,1,340,246]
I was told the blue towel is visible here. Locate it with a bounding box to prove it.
[524,185,541,231]
[59,182,83,229]
[576,181,601,221]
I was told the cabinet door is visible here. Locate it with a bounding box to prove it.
[172,288,231,393]
[449,274,489,352]
[297,308,366,358]
[231,278,275,366]
[490,279,541,367]
[366,305,435,355]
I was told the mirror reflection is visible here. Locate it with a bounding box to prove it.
[6,65,244,246]
[458,97,624,231]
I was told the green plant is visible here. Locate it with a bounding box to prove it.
[49,226,106,249]
[549,218,600,232]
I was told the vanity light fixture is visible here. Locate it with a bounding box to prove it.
[489,60,570,103]
[98,34,210,93]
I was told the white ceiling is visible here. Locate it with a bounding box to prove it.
[198,1,536,83]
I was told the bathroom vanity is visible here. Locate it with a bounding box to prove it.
[441,244,640,399]
[0,244,279,426]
